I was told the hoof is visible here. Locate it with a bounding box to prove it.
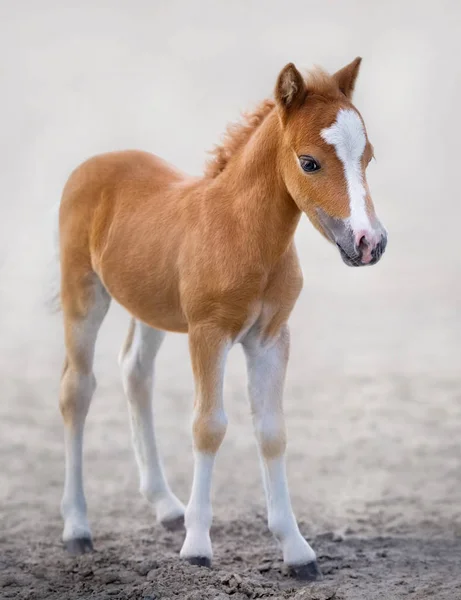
[185,556,211,568]
[288,560,322,581]
[160,515,185,532]
[64,537,94,555]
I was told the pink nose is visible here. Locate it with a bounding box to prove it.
[354,230,378,265]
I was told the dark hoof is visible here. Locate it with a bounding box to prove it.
[160,515,185,531]
[288,560,322,581]
[64,537,94,555]
[185,556,211,568]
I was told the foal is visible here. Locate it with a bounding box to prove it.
[58,57,387,580]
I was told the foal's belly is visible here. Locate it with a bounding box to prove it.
[103,274,189,333]
[97,255,189,333]
[94,206,190,332]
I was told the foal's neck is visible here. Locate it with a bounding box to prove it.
[212,109,301,266]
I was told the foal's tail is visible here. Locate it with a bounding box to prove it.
[44,201,62,314]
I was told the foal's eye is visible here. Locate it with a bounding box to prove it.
[299,155,321,173]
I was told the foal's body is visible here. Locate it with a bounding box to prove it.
[61,145,301,338]
[58,58,387,580]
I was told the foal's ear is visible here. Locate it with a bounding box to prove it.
[333,57,362,99]
[275,63,307,121]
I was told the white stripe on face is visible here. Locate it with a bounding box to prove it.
[320,108,371,232]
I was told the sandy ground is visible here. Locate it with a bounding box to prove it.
[2,362,461,600]
[2,1,461,599]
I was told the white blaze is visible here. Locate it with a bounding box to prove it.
[321,108,371,232]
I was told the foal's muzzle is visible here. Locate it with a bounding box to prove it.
[336,233,387,267]
[317,209,388,267]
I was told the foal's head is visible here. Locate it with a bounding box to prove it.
[275,58,387,266]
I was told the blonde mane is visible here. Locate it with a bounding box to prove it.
[204,68,342,179]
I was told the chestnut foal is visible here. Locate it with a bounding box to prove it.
[58,57,387,580]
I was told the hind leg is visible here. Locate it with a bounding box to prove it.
[60,273,110,554]
[119,319,185,528]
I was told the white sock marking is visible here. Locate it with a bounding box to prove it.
[180,452,215,559]
[265,456,316,565]
[61,385,93,542]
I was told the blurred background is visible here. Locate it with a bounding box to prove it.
[1,0,461,544]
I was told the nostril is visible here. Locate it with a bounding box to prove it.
[356,235,369,254]
[358,235,367,249]
[354,231,375,264]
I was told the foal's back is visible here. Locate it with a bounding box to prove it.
[60,150,192,331]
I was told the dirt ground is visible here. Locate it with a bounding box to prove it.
[2,2,461,599]
[2,359,461,600]
[2,514,461,600]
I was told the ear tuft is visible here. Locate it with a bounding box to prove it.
[333,56,362,99]
[275,63,307,117]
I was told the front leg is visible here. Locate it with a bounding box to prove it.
[180,324,229,566]
[243,325,321,581]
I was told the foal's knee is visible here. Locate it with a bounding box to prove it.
[121,354,151,393]
[192,409,228,454]
[59,362,96,424]
[254,413,286,459]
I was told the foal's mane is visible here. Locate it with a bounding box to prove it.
[204,99,275,179]
[204,68,341,179]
